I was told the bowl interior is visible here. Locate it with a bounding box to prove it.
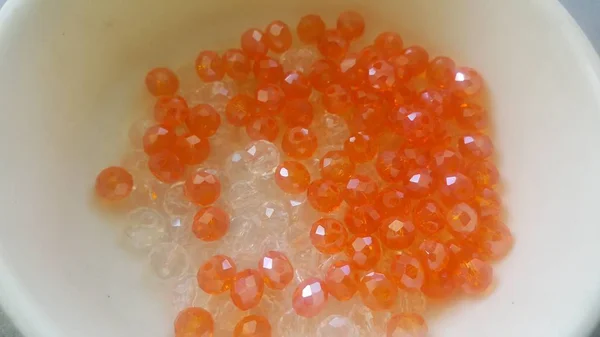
[1,0,600,336]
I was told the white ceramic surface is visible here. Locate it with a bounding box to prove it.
[0,0,600,336]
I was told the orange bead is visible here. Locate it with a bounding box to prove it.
[258,251,294,290]
[447,202,479,236]
[446,238,477,267]
[241,28,269,58]
[230,269,264,311]
[318,29,349,62]
[310,218,348,254]
[367,59,398,92]
[234,315,272,337]
[186,104,221,138]
[320,150,355,183]
[297,14,326,44]
[404,168,434,197]
[374,32,404,57]
[292,278,328,317]
[322,84,352,115]
[397,108,439,146]
[281,99,314,128]
[389,253,425,291]
[386,313,428,337]
[345,235,381,270]
[375,185,411,218]
[375,151,409,183]
[265,20,292,53]
[474,187,502,220]
[418,239,450,272]
[197,255,237,294]
[309,59,340,92]
[427,56,456,88]
[192,206,229,242]
[281,71,312,99]
[307,178,344,213]
[145,67,179,97]
[437,172,475,204]
[275,161,311,194]
[451,67,483,97]
[226,94,256,126]
[174,307,214,337]
[455,103,488,131]
[469,221,513,261]
[325,260,360,301]
[401,46,429,77]
[148,152,185,183]
[416,88,455,118]
[349,105,386,135]
[421,267,456,299]
[223,48,252,81]
[154,95,190,127]
[344,133,378,163]
[467,160,499,190]
[253,55,284,84]
[95,166,133,201]
[173,133,210,165]
[246,115,279,141]
[454,258,494,295]
[413,199,446,236]
[430,147,463,175]
[184,170,221,205]
[344,175,379,207]
[195,50,225,82]
[282,127,318,159]
[255,83,286,115]
[143,124,176,155]
[337,10,365,41]
[458,133,494,160]
[344,204,384,235]
[358,271,397,310]
[379,216,416,250]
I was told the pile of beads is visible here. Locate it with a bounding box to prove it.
[95,9,513,337]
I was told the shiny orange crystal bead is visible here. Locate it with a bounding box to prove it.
[307,178,344,213]
[344,204,384,235]
[145,67,179,97]
[246,115,279,141]
[344,133,378,163]
[265,20,292,53]
[253,55,284,84]
[417,239,450,272]
[197,255,237,294]
[292,278,329,317]
[318,29,349,62]
[255,83,286,115]
[148,151,185,183]
[453,258,494,295]
[143,124,176,155]
[379,216,416,250]
[174,307,214,337]
[358,271,398,311]
[281,99,314,128]
[230,269,265,311]
[345,235,381,270]
[233,315,272,337]
[375,185,411,218]
[374,32,404,57]
[282,127,318,159]
[154,95,190,127]
[389,253,425,291]
[427,56,456,89]
[95,166,133,201]
[258,251,294,290]
[275,161,311,194]
[310,217,348,254]
[320,150,355,183]
[241,28,269,58]
[186,104,221,138]
[192,206,229,242]
[281,71,312,99]
[297,14,326,44]
[195,50,225,82]
[337,10,365,41]
[223,48,252,81]
[322,84,353,115]
[325,260,360,301]
[344,175,379,207]
[386,313,428,337]
[184,171,221,205]
[226,94,256,126]
[173,133,210,165]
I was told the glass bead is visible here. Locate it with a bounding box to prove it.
[265,20,292,53]
[278,309,309,337]
[367,59,397,92]
[186,104,221,138]
[281,99,314,128]
[195,50,225,82]
[148,151,185,184]
[344,175,379,207]
[245,140,281,176]
[162,181,195,222]
[230,269,265,310]
[374,151,406,183]
[322,84,352,115]
[184,170,221,206]
[401,46,429,77]
[202,80,238,112]
[223,48,252,81]
[404,168,434,198]
[337,10,365,41]
[258,201,290,229]
[467,160,500,190]
[474,187,502,220]
[143,124,176,155]
[254,55,284,84]
[282,127,318,160]
[228,180,264,215]
[128,118,155,150]
[418,239,450,272]
[320,150,355,183]
[282,71,312,99]
[455,103,488,131]
[344,204,383,235]
[171,275,198,313]
[316,113,350,147]
[324,260,360,301]
[349,104,387,136]
[167,212,195,244]
[344,133,378,163]
[154,95,190,128]
[430,147,463,175]
[234,315,272,337]
[437,172,475,204]
[309,59,340,92]
[375,185,411,218]
[386,313,428,337]
[447,202,479,236]
[124,207,168,249]
[145,67,179,97]
[451,67,483,97]
[317,315,360,337]
[224,151,253,182]
[241,28,269,58]
[255,83,286,115]
[454,258,494,295]
[427,56,456,89]
[310,218,348,254]
[192,206,230,242]
[148,242,189,280]
[345,236,381,270]
[226,94,256,126]
[374,32,404,57]
[275,161,311,194]
[279,47,319,73]
[458,133,494,160]
[246,115,279,141]
[389,254,425,291]
[307,179,344,213]
[292,278,328,317]
[379,216,416,250]
[173,307,214,337]
[421,268,456,299]
[197,254,237,294]
[469,221,513,261]
[173,133,210,165]
[95,166,133,201]
[358,271,398,311]
[297,14,326,44]
[318,29,349,62]
[258,251,294,290]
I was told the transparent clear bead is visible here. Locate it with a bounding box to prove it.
[162,182,196,218]
[350,305,389,337]
[120,150,149,175]
[258,201,290,229]
[223,215,261,260]
[171,274,198,313]
[128,118,155,150]
[245,140,281,177]
[317,315,360,337]
[204,80,238,112]
[147,242,190,280]
[124,207,168,249]
[278,309,312,337]
[227,180,265,216]
[279,47,319,73]
[128,175,164,207]
[224,151,254,182]
[167,211,195,244]
[396,290,428,314]
[316,113,349,147]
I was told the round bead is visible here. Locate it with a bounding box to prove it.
[337,10,365,41]
[386,313,428,337]
[258,251,294,290]
[397,108,439,146]
[427,56,456,88]
[474,188,502,220]
[297,14,326,44]
[195,50,225,82]
[345,236,381,270]
[241,28,269,58]
[358,271,398,311]
[414,199,446,236]
[173,133,210,165]
[309,59,340,92]
[307,179,344,213]
[467,160,500,190]
[223,48,252,81]
[453,258,494,294]
[324,260,360,301]
[344,204,384,235]
[246,115,279,141]
[310,218,348,254]
[174,307,214,337]
[344,175,379,207]
[451,67,483,97]
[349,105,386,135]
[416,88,455,118]
[320,150,355,183]
[404,168,434,197]
[344,133,378,163]
[234,315,272,337]
[455,103,488,131]
[458,133,494,160]
[367,59,397,91]
[401,46,429,77]
[317,315,360,337]
[322,84,352,115]
[447,202,479,236]
[184,171,221,205]
[143,124,176,155]
[253,55,284,84]
[374,32,404,57]
[275,161,311,194]
[185,104,221,138]
[230,269,265,310]
[379,216,416,250]
[292,278,328,317]
[192,206,229,242]
[145,67,179,97]
[281,71,312,99]
[375,151,409,183]
[255,83,286,115]
[148,152,185,183]
[469,221,513,261]
[197,255,237,294]
[281,99,314,127]
[318,29,349,62]
[437,172,475,204]
[430,147,463,175]
[389,253,425,291]
[421,268,456,299]
[154,95,189,127]
[375,185,411,218]
[281,127,318,159]
[265,20,292,53]
[417,239,450,272]
[95,166,133,201]
[226,94,256,126]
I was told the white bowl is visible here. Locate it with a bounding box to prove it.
[1,0,600,336]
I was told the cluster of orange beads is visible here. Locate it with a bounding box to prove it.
[95,9,513,337]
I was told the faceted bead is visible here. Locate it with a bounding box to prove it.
[320,151,355,183]
[184,171,220,205]
[427,56,456,89]
[192,206,229,242]
[474,188,502,220]
[454,258,494,294]
[437,172,475,204]
[418,239,450,272]
[310,218,348,254]
[223,48,252,81]
[430,147,463,175]
[174,307,214,337]
[124,207,168,249]
[446,239,477,267]
[374,32,404,57]
[281,71,312,99]
[467,160,500,190]
[279,47,319,73]
[265,20,292,53]
[186,103,221,138]
[375,185,411,218]
[322,84,352,115]
[253,55,284,84]
[128,118,154,150]
[379,216,416,250]
[337,11,365,41]
[195,50,225,82]
[246,115,279,141]
[396,108,438,146]
[309,59,340,92]
[318,29,349,62]
[307,179,344,213]
[197,255,237,294]
[154,95,189,127]
[255,83,286,115]
[234,315,272,337]
[404,168,434,198]
[358,271,398,310]
[297,14,326,44]
[275,161,311,194]
[226,94,256,126]
[401,46,429,77]
[344,204,384,235]
[173,133,210,165]
[386,313,428,337]
[451,67,483,97]
[143,124,176,155]
[145,67,179,97]
[281,127,318,159]
[367,59,397,91]
[324,260,360,301]
[230,269,265,310]
[421,268,456,299]
[95,167,133,201]
[317,315,360,337]
[455,103,488,131]
[281,99,314,127]
[148,152,185,183]
[245,140,281,176]
[241,28,269,58]
[292,278,328,317]
[344,133,378,163]
[413,199,446,236]
[447,202,479,236]
[345,236,381,270]
[257,201,290,229]
[415,88,455,119]
[349,105,386,135]
[469,221,513,261]
[458,133,494,160]
[344,175,379,207]
[389,253,425,291]
[375,151,408,183]
[258,251,294,290]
